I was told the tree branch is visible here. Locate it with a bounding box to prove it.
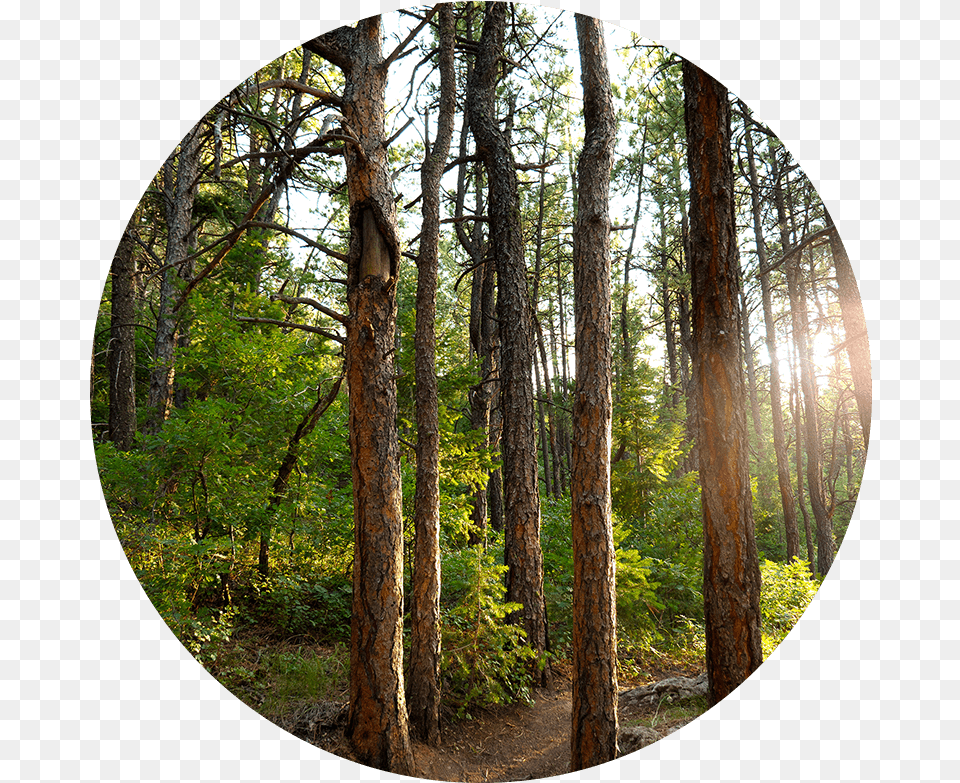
[234,316,345,344]
[381,6,438,71]
[239,78,343,108]
[272,293,349,326]
[245,221,349,262]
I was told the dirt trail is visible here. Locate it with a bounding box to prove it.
[298,666,706,782]
[414,682,573,783]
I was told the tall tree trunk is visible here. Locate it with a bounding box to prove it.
[825,208,871,448]
[303,19,414,774]
[677,213,698,473]
[466,1,549,680]
[147,123,201,433]
[742,114,799,561]
[739,267,765,471]
[534,316,561,497]
[108,214,139,450]
[570,14,619,770]
[682,59,763,706]
[533,345,553,497]
[789,349,817,569]
[408,4,455,747]
[775,174,834,576]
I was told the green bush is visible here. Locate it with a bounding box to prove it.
[258,573,352,640]
[759,558,821,655]
[440,541,538,719]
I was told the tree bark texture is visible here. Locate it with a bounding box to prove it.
[466,1,548,676]
[570,14,619,771]
[682,59,763,706]
[147,123,201,433]
[304,18,414,775]
[108,215,139,450]
[408,3,455,748]
[742,117,800,560]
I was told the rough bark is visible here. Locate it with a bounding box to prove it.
[466,1,548,679]
[408,3,455,747]
[570,14,619,771]
[682,59,763,706]
[108,214,139,450]
[146,123,201,433]
[303,18,414,775]
[742,116,799,560]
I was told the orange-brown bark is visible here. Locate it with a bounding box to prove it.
[682,59,763,706]
[570,13,619,771]
[304,17,413,774]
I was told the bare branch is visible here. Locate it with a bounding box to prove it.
[245,221,349,262]
[239,78,343,108]
[272,293,349,326]
[235,316,345,344]
[381,6,438,71]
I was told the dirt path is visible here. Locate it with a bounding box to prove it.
[414,682,573,782]
[296,666,706,781]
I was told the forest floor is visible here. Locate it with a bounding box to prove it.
[255,651,707,782]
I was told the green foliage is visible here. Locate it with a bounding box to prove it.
[613,472,704,639]
[439,540,538,720]
[255,573,352,640]
[759,558,822,656]
[541,494,667,651]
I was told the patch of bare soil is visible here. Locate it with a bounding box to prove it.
[297,668,708,782]
[416,681,573,783]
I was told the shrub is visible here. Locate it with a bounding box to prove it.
[759,558,822,655]
[440,541,538,719]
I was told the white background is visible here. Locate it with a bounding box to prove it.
[4,0,955,780]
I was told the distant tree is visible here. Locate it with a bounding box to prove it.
[570,13,619,770]
[826,206,871,448]
[146,122,201,432]
[107,213,139,450]
[741,107,800,560]
[682,58,763,705]
[466,1,549,681]
[772,164,834,576]
[408,1,456,748]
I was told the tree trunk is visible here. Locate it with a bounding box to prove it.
[742,114,799,560]
[570,14,619,770]
[146,123,201,433]
[774,173,834,576]
[466,1,548,680]
[303,19,414,774]
[108,214,139,450]
[408,3,455,747]
[677,212,698,474]
[739,264,765,473]
[789,351,817,569]
[682,59,763,706]
[826,208,871,449]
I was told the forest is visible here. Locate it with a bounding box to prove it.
[91,3,869,777]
